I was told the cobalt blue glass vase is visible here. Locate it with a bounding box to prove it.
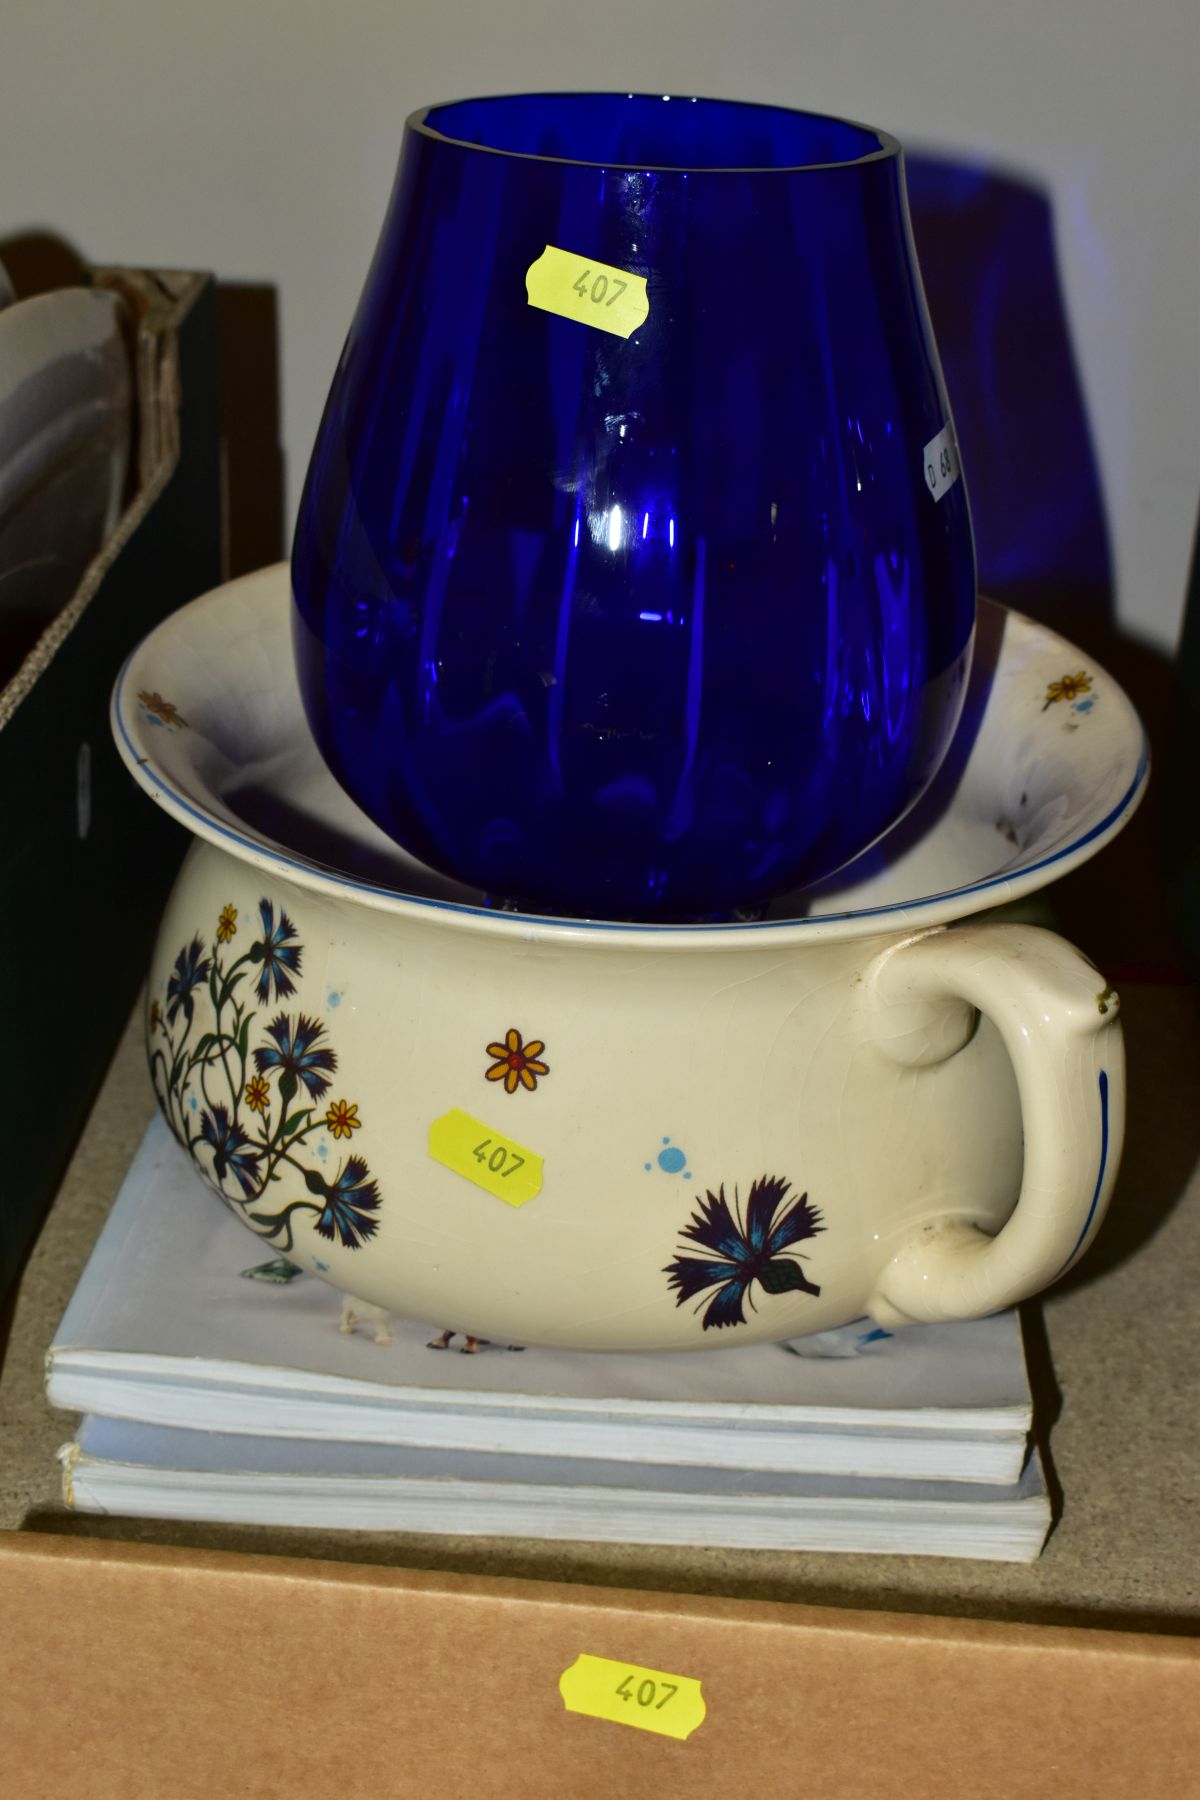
[292,94,976,921]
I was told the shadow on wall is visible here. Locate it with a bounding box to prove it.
[908,153,1192,979]
[906,153,1114,641]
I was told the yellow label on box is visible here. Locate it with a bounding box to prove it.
[559,1654,706,1741]
[525,246,649,339]
[428,1108,542,1207]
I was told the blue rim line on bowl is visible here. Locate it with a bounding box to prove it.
[110,584,1149,952]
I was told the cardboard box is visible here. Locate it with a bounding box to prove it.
[0,270,219,1300]
[0,1529,1197,1797]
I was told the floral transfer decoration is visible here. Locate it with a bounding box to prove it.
[244,1073,270,1114]
[1043,671,1092,711]
[665,1175,824,1330]
[240,1257,303,1284]
[250,897,301,1002]
[485,1027,550,1094]
[324,1099,362,1140]
[253,1012,335,1098]
[165,936,210,1027]
[645,1136,691,1178]
[148,898,383,1255]
[138,690,188,730]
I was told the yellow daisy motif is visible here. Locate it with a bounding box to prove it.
[216,903,238,944]
[1043,671,1092,710]
[485,1028,550,1095]
[138,689,188,729]
[244,1074,270,1115]
[324,1098,362,1140]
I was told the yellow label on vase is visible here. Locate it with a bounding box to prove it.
[559,1654,706,1740]
[525,246,649,339]
[429,1108,543,1207]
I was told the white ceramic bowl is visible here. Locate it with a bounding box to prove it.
[112,566,1146,1351]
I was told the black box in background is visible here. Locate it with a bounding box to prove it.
[0,271,220,1302]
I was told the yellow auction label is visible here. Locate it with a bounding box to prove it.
[559,1654,706,1741]
[428,1108,543,1208]
[525,246,649,339]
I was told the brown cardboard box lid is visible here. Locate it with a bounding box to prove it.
[1,1529,1196,1798]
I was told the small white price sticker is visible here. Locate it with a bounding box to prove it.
[559,1654,706,1740]
[525,245,649,340]
[429,1107,542,1208]
[923,422,961,502]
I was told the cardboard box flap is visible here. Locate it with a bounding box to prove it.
[0,269,207,730]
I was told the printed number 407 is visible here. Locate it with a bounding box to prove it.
[573,267,628,308]
[616,1674,678,1710]
[472,1138,525,1178]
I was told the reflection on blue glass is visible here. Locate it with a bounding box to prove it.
[293,94,976,920]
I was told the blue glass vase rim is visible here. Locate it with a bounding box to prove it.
[411,91,901,176]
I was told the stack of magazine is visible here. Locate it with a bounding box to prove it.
[47,1121,1051,1560]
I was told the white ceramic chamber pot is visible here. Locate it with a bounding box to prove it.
[114,568,1147,1353]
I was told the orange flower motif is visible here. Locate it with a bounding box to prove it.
[244,1074,270,1115]
[138,689,188,729]
[324,1098,362,1140]
[1043,671,1092,710]
[485,1028,550,1095]
[216,903,238,944]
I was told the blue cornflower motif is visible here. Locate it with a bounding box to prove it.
[664,1175,824,1330]
[311,1155,381,1248]
[253,1013,337,1101]
[165,935,211,1026]
[250,898,302,1003]
[198,1104,262,1200]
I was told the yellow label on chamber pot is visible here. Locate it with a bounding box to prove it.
[525,246,650,339]
[428,1108,543,1207]
[559,1654,707,1739]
